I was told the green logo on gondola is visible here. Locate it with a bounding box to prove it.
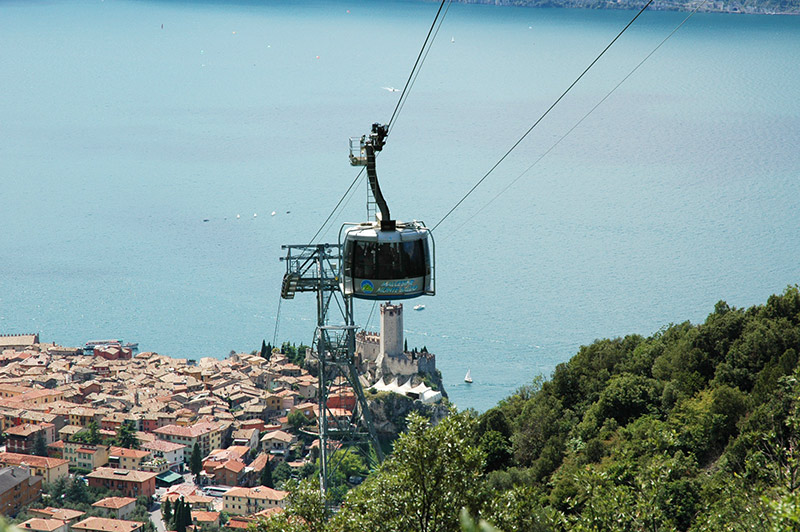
[361,280,374,293]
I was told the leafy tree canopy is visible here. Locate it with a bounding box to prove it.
[261,286,800,531]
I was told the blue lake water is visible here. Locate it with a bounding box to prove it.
[1,0,799,411]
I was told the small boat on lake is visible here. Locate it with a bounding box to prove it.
[464,369,472,383]
[413,304,425,311]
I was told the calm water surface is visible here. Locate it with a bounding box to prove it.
[1,0,799,410]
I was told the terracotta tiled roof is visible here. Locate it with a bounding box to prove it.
[6,423,49,437]
[86,467,157,483]
[163,493,212,505]
[219,459,245,473]
[0,451,68,469]
[249,453,272,472]
[153,421,220,438]
[206,446,249,462]
[141,440,186,452]
[260,430,294,443]
[92,497,137,510]
[16,519,66,532]
[29,507,85,521]
[253,507,284,518]
[224,486,287,501]
[72,518,144,532]
[224,518,250,530]
[191,511,220,523]
[109,447,151,459]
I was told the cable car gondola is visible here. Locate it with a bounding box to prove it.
[339,123,435,300]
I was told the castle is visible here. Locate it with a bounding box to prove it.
[355,302,436,383]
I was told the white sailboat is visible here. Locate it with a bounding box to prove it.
[464,369,472,383]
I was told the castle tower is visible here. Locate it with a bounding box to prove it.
[379,302,403,358]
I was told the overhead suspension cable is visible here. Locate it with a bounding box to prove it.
[387,0,451,133]
[304,0,451,246]
[306,167,365,245]
[444,0,707,239]
[365,301,379,331]
[432,0,654,232]
[272,293,283,347]
[389,3,452,135]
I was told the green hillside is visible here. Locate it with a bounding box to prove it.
[258,285,800,531]
[476,284,800,530]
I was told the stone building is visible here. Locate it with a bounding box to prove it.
[355,303,436,382]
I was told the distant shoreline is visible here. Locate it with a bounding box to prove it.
[445,0,800,16]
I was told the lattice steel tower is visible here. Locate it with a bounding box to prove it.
[279,243,383,501]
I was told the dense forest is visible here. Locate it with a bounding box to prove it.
[257,285,800,531]
[450,0,800,15]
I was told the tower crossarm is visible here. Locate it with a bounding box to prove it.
[280,243,341,299]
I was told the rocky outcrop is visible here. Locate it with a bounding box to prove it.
[366,389,450,440]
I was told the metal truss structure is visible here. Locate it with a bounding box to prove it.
[280,243,383,500]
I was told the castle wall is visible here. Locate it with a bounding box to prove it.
[356,332,380,364]
[416,353,436,375]
[355,303,437,382]
[381,353,417,377]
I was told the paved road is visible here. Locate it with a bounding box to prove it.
[149,498,165,532]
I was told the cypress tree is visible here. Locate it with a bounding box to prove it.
[33,431,48,456]
[169,498,178,530]
[162,497,172,525]
[190,442,202,476]
[260,461,273,488]
[183,499,193,529]
[172,498,185,532]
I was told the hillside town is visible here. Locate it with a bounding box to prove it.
[0,303,445,532]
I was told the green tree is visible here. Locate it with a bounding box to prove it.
[47,476,68,504]
[482,486,553,532]
[261,340,270,360]
[171,498,183,532]
[477,408,512,441]
[162,498,172,524]
[2,517,21,532]
[301,449,368,504]
[85,420,102,444]
[253,479,330,532]
[190,442,203,476]
[288,411,312,431]
[459,509,502,532]
[333,410,484,532]
[65,476,89,504]
[479,430,511,472]
[32,431,48,457]
[171,497,192,532]
[260,462,274,488]
[182,498,193,530]
[115,420,140,449]
[272,461,292,486]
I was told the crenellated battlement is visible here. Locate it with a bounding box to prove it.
[354,302,437,382]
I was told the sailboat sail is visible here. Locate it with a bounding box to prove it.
[464,369,472,383]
